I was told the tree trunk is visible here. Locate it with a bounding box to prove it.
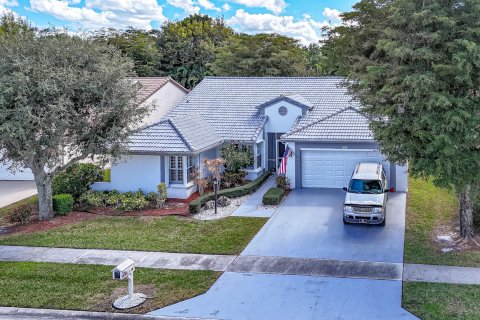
[458,184,475,238]
[34,174,54,220]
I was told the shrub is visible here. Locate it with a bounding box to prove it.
[145,184,167,208]
[276,176,291,190]
[52,194,74,215]
[262,188,286,205]
[52,163,103,199]
[116,193,149,211]
[7,204,35,225]
[78,190,105,209]
[221,144,253,173]
[103,169,111,182]
[189,172,271,214]
[223,171,247,188]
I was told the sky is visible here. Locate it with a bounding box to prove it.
[0,0,358,44]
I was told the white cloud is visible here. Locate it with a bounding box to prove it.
[323,7,342,22]
[0,0,18,14]
[198,0,221,11]
[222,3,231,11]
[229,0,286,15]
[166,0,200,15]
[228,9,331,45]
[29,0,166,29]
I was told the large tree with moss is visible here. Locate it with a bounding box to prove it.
[0,16,148,220]
[324,0,480,238]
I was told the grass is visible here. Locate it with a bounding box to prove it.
[0,261,219,313]
[0,216,267,255]
[403,282,480,320]
[404,178,480,267]
[103,168,111,182]
[0,195,38,225]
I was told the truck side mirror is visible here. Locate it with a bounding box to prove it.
[343,187,348,192]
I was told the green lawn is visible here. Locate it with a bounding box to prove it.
[0,195,38,225]
[404,178,480,267]
[103,168,111,182]
[0,261,219,314]
[0,216,267,255]
[403,282,480,320]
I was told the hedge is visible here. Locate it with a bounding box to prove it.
[52,194,74,215]
[262,188,286,205]
[189,172,271,214]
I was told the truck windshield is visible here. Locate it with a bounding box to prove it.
[348,179,383,194]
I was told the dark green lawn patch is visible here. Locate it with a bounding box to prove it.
[189,172,271,213]
[262,188,285,205]
[0,261,219,314]
[404,178,480,267]
[0,216,267,255]
[0,195,38,225]
[103,168,111,182]
[403,282,480,320]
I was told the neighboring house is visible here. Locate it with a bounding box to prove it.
[0,77,188,181]
[93,77,408,199]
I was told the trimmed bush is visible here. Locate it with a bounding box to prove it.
[7,204,35,225]
[52,194,74,215]
[189,172,271,214]
[78,189,149,212]
[53,163,103,199]
[262,188,286,205]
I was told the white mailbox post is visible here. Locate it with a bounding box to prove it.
[112,258,147,309]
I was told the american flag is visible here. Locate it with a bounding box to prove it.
[278,145,292,175]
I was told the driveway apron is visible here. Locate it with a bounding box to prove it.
[150,188,418,320]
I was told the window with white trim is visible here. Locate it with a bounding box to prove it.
[170,156,183,184]
[187,156,194,182]
[256,141,263,169]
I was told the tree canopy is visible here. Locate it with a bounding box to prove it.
[324,0,480,237]
[210,33,308,77]
[0,23,147,220]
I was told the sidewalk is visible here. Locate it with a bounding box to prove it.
[0,245,235,272]
[404,263,480,285]
[231,175,276,217]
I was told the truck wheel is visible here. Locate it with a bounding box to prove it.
[380,215,386,226]
[343,217,349,225]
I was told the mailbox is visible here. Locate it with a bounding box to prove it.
[112,258,135,280]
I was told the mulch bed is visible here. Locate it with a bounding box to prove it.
[0,193,202,237]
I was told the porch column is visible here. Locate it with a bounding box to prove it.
[182,156,188,186]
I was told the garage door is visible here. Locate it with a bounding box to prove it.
[301,149,390,188]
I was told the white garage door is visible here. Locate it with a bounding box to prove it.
[301,149,390,188]
[0,164,34,181]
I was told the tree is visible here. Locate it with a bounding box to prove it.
[0,12,33,37]
[157,14,233,88]
[327,0,480,238]
[95,28,161,77]
[0,23,148,220]
[211,33,308,76]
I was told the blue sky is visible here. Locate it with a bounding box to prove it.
[0,0,358,44]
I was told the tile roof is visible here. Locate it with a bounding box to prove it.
[127,114,223,154]
[128,77,188,104]
[281,107,374,141]
[167,77,359,142]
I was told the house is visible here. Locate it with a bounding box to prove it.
[0,77,188,181]
[93,77,408,199]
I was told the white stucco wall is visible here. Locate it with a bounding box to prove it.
[139,82,187,127]
[395,164,409,192]
[264,101,303,133]
[92,155,161,193]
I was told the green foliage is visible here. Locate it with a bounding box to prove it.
[52,194,74,216]
[262,188,286,205]
[145,183,167,208]
[157,14,233,88]
[6,204,35,225]
[221,144,253,173]
[0,12,33,38]
[78,190,105,209]
[211,33,308,77]
[276,176,291,190]
[52,164,103,199]
[189,173,271,213]
[324,0,480,237]
[78,190,148,212]
[103,169,111,182]
[223,172,247,188]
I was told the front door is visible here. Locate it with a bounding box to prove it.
[267,133,285,171]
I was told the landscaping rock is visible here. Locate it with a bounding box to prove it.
[217,196,231,207]
[203,200,216,210]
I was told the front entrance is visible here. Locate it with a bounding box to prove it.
[267,133,285,171]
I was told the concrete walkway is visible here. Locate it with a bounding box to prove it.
[0,245,235,272]
[404,263,480,285]
[231,175,276,217]
[0,307,212,320]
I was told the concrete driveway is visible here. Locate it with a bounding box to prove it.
[0,181,37,208]
[242,188,406,263]
[150,188,417,320]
